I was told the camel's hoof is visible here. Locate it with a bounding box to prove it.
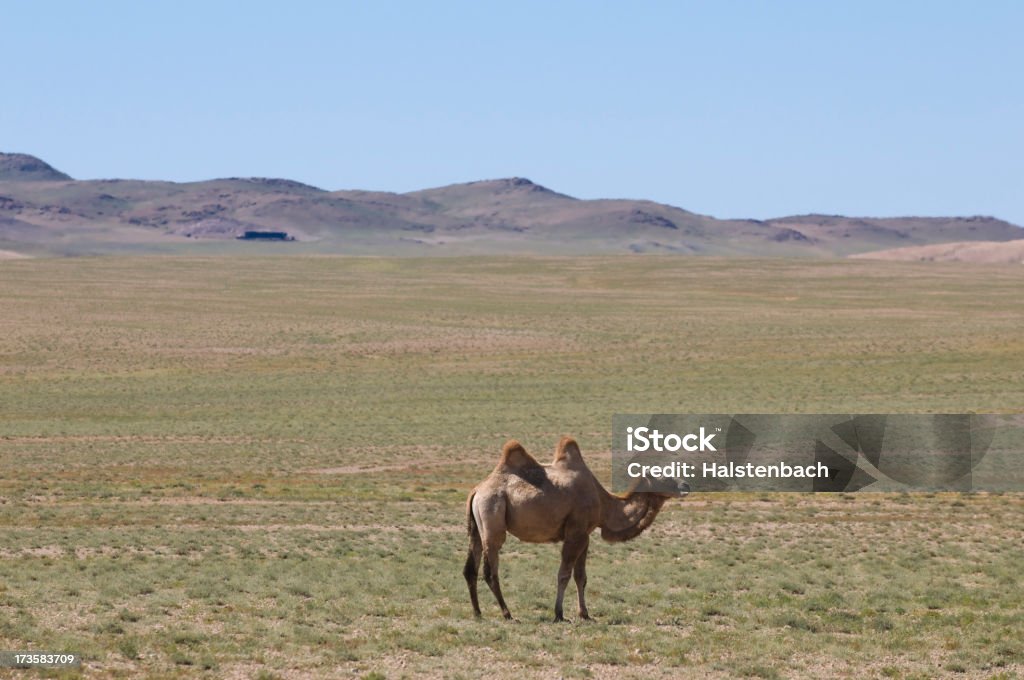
[579,614,592,622]
[552,615,566,623]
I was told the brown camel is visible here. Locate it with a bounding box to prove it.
[464,436,684,622]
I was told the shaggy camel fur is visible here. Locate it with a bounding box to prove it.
[464,436,682,621]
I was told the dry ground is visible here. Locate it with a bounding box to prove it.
[852,239,1024,264]
[0,256,1021,678]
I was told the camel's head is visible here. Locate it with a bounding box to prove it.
[665,476,691,498]
[628,475,690,499]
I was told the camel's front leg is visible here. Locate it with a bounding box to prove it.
[573,540,590,620]
[554,534,588,622]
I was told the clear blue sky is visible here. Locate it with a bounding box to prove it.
[4,1,1022,224]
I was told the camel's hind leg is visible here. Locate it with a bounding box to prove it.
[554,532,589,622]
[573,541,590,620]
[482,545,512,620]
[474,493,513,620]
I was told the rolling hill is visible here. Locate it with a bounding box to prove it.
[1,152,1020,257]
[0,153,72,182]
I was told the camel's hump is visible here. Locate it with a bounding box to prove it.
[552,436,586,468]
[497,439,542,470]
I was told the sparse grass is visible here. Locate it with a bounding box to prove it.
[0,256,1022,678]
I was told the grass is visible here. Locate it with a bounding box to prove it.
[0,255,1022,678]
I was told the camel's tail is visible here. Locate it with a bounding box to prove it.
[464,492,484,615]
[464,492,483,578]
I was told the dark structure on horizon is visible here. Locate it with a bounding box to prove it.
[237,231,295,241]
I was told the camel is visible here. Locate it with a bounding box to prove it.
[464,436,685,622]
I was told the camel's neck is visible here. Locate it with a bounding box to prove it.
[598,490,667,542]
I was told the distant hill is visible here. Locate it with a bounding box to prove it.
[0,153,1020,256]
[0,153,72,182]
[852,239,1024,264]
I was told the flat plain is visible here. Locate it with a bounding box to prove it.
[0,256,1021,679]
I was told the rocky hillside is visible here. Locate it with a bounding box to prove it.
[0,152,72,182]
[0,153,1020,256]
